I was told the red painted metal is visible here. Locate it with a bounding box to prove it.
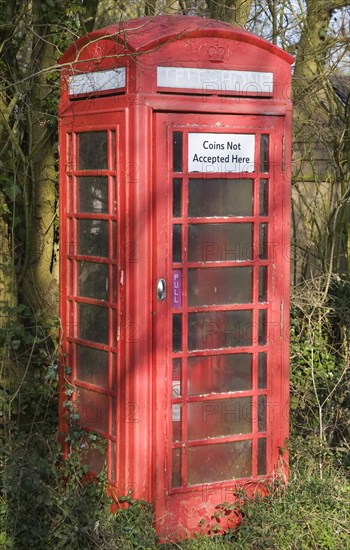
[59,15,293,542]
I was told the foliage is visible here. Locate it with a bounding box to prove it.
[290,275,350,470]
[0,306,157,549]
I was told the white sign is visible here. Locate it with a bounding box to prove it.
[157,67,273,94]
[69,68,126,96]
[188,133,255,173]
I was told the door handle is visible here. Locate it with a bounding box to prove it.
[157,278,166,301]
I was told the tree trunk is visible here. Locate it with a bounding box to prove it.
[206,0,251,26]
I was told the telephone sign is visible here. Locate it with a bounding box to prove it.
[59,15,293,540]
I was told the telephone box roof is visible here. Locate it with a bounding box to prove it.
[59,15,294,65]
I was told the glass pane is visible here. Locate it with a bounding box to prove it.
[78,303,108,345]
[111,221,117,261]
[111,397,116,435]
[260,179,268,216]
[76,387,109,432]
[258,352,267,389]
[111,353,116,392]
[187,440,252,485]
[172,358,182,398]
[111,441,117,480]
[173,178,182,217]
[189,179,253,217]
[188,267,252,306]
[172,404,181,442]
[260,134,269,173]
[173,132,183,173]
[77,261,109,301]
[77,131,108,170]
[81,443,106,474]
[77,176,108,213]
[173,224,182,262]
[188,223,253,262]
[76,345,108,389]
[172,314,182,352]
[259,223,268,259]
[258,310,267,345]
[172,448,181,488]
[258,395,266,432]
[110,130,116,169]
[188,310,252,351]
[188,397,252,440]
[68,176,73,213]
[258,438,266,475]
[77,219,108,258]
[258,266,267,303]
[188,354,252,395]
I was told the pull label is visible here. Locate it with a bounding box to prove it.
[172,270,182,308]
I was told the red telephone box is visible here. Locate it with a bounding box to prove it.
[59,15,293,540]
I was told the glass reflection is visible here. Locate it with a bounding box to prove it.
[188,267,252,306]
[187,440,252,485]
[188,310,252,350]
[189,179,253,217]
[188,354,252,395]
[188,223,253,262]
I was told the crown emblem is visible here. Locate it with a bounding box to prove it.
[208,42,226,62]
[92,44,103,65]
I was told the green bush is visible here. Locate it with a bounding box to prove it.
[1,277,350,549]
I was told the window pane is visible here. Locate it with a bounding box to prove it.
[172,404,181,442]
[188,223,253,262]
[172,358,182,398]
[189,179,253,217]
[188,354,252,395]
[172,448,181,488]
[111,441,117,480]
[78,303,108,344]
[81,442,106,474]
[258,352,267,389]
[187,440,252,485]
[111,396,116,436]
[188,310,252,351]
[173,132,183,173]
[173,224,182,262]
[258,395,266,432]
[259,223,268,259]
[76,387,109,432]
[260,134,269,173]
[188,267,252,306]
[77,261,109,301]
[77,176,108,213]
[77,219,108,257]
[258,310,267,346]
[260,179,268,216]
[76,345,108,389]
[172,314,182,352]
[77,131,108,170]
[173,178,182,217]
[258,266,267,303]
[258,438,267,475]
[188,397,252,439]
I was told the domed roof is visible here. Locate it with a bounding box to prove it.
[59,15,294,65]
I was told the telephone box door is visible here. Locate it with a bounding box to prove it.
[153,112,289,538]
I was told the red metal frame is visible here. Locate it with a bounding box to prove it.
[59,15,293,541]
